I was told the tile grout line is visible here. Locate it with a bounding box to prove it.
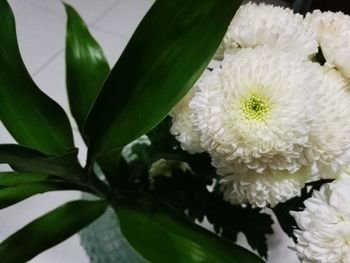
[90,25,130,41]
[88,0,125,27]
[25,0,64,18]
[26,0,127,26]
[32,49,64,77]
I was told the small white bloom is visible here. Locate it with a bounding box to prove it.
[215,2,318,60]
[190,46,322,207]
[292,174,350,263]
[148,159,192,189]
[305,10,350,79]
[122,135,151,162]
[307,68,350,179]
[149,158,191,179]
[170,86,204,154]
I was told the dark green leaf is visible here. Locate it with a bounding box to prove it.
[64,4,123,183]
[113,193,264,263]
[152,173,273,259]
[84,0,242,158]
[146,116,184,163]
[96,149,122,186]
[0,172,50,187]
[0,144,83,177]
[0,200,107,262]
[118,117,273,258]
[0,181,92,210]
[0,0,74,155]
[65,4,110,130]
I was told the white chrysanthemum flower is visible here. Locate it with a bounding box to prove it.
[190,46,323,207]
[215,2,318,60]
[305,10,350,78]
[292,174,350,263]
[307,68,350,179]
[191,46,319,175]
[170,87,204,154]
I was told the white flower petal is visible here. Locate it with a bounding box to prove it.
[305,10,350,79]
[170,87,204,154]
[293,175,350,263]
[307,68,350,179]
[216,2,318,59]
[220,166,308,207]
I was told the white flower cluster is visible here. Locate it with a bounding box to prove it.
[292,175,350,263]
[305,10,350,78]
[215,2,317,59]
[170,2,350,208]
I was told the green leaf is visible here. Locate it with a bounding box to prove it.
[113,193,264,263]
[95,149,122,186]
[65,4,110,130]
[0,170,107,207]
[0,144,83,177]
[0,200,107,262]
[144,118,273,258]
[0,182,90,209]
[151,168,273,259]
[64,4,122,184]
[84,0,242,158]
[0,0,74,155]
[0,172,50,187]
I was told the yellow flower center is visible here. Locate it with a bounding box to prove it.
[241,94,269,121]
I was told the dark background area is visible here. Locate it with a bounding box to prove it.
[246,0,350,14]
[289,0,350,14]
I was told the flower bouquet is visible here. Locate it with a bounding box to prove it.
[0,0,349,262]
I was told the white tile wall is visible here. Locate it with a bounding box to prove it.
[94,0,155,39]
[8,0,65,75]
[0,0,298,262]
